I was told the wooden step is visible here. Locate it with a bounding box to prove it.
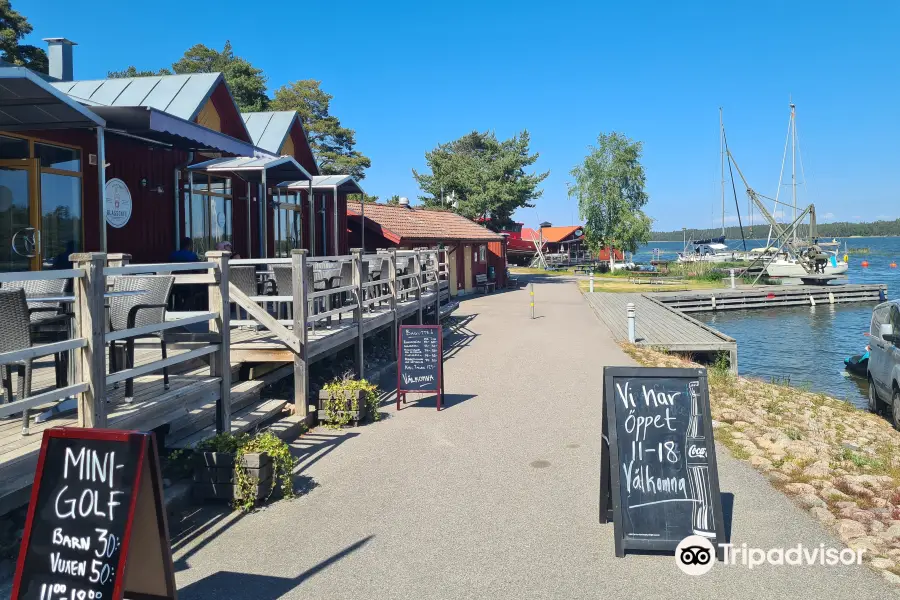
[168,398,288,449]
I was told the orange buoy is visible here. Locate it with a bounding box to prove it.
[862,260,869,268]
[891,262,897,268]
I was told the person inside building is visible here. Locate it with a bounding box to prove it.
[215,240,240,259]
[169,237,200,263]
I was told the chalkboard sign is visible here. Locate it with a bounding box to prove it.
[599,367,725,557]
[12,428,176,600]
[397,325,444,410]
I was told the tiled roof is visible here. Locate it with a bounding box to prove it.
[348,202,502,243]
[537,226,582,243]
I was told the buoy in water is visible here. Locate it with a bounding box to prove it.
[891,262,897,268]
[862,260,869,268]
[843,254,849,262]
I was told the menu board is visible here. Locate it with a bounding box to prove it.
[397,325,444,410]
[12,428,176,600]
[599,367,725,557]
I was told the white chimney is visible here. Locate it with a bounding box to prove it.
[43,38,77,81]
[399,197,410,207]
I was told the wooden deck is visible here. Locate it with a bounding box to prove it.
[585,292,737,369]
[648,283,887,313]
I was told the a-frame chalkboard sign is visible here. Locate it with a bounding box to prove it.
[12,428,177,600]
[599,367,726,558]
[397,325,444,411]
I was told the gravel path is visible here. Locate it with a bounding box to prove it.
[172,276,895,599]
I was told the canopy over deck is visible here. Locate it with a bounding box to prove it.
[189,155,312,183]
[0,66,106,130]
[278,174,364,194]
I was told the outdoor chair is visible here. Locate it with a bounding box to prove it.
[2,278,71,388]
[0,288,46,435]
[229,266,259,320]
[334,261,353,321]
[375,258,392,308]
[272,264,295,320]
[107,275,174,402]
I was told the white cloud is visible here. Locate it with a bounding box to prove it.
[822,212,835,220]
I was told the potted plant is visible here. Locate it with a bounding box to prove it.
[192,431,296,511]
[318,377,380,427]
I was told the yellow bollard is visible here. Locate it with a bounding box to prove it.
[529,282,534,319]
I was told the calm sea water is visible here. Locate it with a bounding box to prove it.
[634,237,900,408]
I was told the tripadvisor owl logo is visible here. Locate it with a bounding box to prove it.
[675,535,716,576]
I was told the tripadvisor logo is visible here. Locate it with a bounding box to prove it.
[675,535,716,576]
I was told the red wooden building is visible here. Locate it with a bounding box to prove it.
[0,38,356,271]
[346,201,506,294]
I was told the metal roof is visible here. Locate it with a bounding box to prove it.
[188,155,312,183]
[242,111,297,154]
[0,67,105,130]
[90,106,256,155]
[278,175,364,194]
[50,73,222,122]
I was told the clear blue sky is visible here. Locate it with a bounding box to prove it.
[23,0,899,232]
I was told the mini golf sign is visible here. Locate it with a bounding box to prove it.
[105,179,132,229]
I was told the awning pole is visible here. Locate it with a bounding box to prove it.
[308,182,315,257]
[361,196,365,253]
[261,170,268,258]
[97,127,107,251]
[246,181,252,258]
[333,185,339,255]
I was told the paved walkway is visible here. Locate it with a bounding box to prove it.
[173,276,895,599]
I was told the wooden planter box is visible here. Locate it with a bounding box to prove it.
[192,451,273,502]
[317,389,367,426]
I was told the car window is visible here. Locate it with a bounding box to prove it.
[892,305,900,337]
[872,305,890,337]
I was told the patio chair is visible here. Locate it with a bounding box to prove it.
[2,278,71,388]
[272,264,294,320]
[107,275,174,402]
[229,266,259,320]
[0,288,43,435]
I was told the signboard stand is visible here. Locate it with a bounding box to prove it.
[397,325,444,411]
[12,428,177,600]
[600,367,725,558]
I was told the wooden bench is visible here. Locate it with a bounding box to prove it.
[475,273,496,294]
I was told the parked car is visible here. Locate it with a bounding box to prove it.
[868,299,900,427]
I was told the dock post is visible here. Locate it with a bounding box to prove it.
[730,269,735,289]
[388,248,398,361]
[207,251,232,434]
[72,252,107,429]
[627,302,636,343]
[415,251,424,325]
[352,249,365,378]
[291,250,310,419]
[590,271,594,293]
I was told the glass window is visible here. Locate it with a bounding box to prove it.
[479,245,487,263]
[873,306,891,337]
[35,143,81,172]
[40,173,82,267]
[0,136,28,160]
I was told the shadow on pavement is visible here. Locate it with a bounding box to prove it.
[397,392,477,411]
[177,535,374,599]
[291,430,361,474]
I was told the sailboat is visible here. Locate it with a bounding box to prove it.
[762,101,848,278]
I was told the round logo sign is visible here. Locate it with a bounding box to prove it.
[675,535,716,576]
[105,178,132,229]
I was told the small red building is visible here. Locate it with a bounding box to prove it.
[346,201,506,294]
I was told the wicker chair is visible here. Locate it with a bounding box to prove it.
[2,278,71,388]
[0,289,40,435]
[229,266,259,320]
[272,264,294,320]
[107,275,174,402]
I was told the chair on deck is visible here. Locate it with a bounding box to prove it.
[375,257,392,308]
[107,275,174,403]
[272,264,295,320]
[2,278,71,388]
[0,288,51,435]
[229,266,259,320]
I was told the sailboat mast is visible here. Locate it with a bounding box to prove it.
[791,100,797,241]
[720,107,725,236]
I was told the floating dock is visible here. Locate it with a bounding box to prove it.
[648,283,887,313]
[585,292,737,371]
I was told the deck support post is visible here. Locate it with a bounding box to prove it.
[433,251,441,325]
[352,248,365,378]
[207,251,232,434]
[291,250,311,419]
[72,252,107,428]
[388,248,398,361]
[414,251,423,325]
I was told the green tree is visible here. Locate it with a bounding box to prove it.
[171,42,268,112]
[0,1,47,72]
[571,132,653,263]
[107,65,172,78]
[348,193,378,204]
[386,195,401,205]
[270,80,371,180]
[413,130,547,229]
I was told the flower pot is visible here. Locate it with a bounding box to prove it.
[192,451,273,502]
[318,388,367,426]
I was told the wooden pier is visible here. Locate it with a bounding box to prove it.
[648,283,887,313]
[585,292,737,370]
[0,248,454,512]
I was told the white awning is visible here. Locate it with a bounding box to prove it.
[189,155,312,183]
[0,66,105,130]
[277,174,364,194]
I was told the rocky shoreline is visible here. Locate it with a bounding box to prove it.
[623,344,900,586]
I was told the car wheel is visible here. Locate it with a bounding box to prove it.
[868,380,880,413]
[892,388,900,431]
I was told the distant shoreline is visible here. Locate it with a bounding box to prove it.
[647,235,900,243]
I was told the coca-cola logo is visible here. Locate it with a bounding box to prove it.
[687,445,707,459]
